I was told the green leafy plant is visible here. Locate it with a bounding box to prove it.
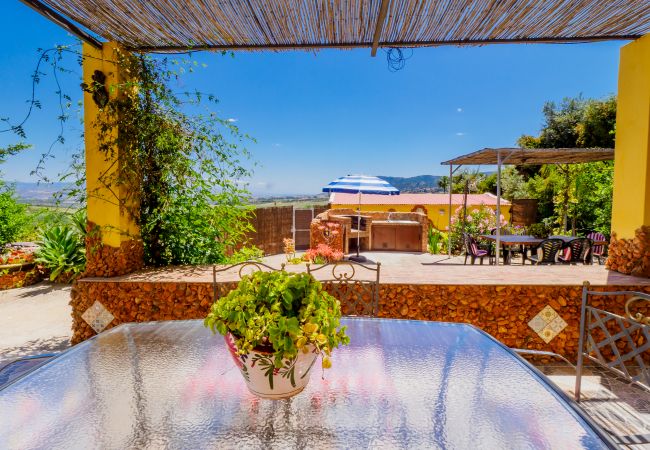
[0,183,29,247]
[224,246,264,264]
[527,223,550,239]
[427,226,447,254]
[35,225,86,282]
[205,271,350,369]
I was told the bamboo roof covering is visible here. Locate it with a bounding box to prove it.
[441,147,615,166]
[23,0,650,52]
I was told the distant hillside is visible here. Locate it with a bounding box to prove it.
[10,182,78,206]
[378,175,443,193]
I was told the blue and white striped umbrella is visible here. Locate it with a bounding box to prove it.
[322,175,400,195]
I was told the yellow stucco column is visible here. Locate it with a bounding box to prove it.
[82,42,143,276]
[608,34,650,277]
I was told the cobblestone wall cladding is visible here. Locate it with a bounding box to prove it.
[607,226,650,278]
[84,221,144,278]
[71,278,650,361]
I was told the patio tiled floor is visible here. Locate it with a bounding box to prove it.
[536,363,650,448]
[94,251,650,286]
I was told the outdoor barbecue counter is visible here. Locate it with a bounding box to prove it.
[371,220,422,252]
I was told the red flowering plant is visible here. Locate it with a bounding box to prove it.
[304,244,344,264]
[0,249,35,266]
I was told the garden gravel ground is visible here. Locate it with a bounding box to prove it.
[0,282,72,367]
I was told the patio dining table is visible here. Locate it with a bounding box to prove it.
[0,318,614,449]
[479,234,543,264]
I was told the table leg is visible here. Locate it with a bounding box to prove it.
[503,247,510,265]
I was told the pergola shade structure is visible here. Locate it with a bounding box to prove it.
[441,147,615,166]
[22,0,650,53]
[440,147,615,264]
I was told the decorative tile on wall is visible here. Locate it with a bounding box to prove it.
[81,301,115,334]
[529,305,567,343]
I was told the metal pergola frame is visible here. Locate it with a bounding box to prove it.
[440,147,614,265]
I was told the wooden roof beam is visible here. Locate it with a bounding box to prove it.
[371,0,390,57]
[20,0,102,49]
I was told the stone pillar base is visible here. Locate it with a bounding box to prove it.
[84,221,144,277]
[607,226,650,278]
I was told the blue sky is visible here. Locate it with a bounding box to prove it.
[0,2,623,195]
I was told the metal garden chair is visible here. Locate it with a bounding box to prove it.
[526,238,563,265]
[586,231,608,265]
[307,261,381,317]
[575,282,650,446]
[212,261,285,303]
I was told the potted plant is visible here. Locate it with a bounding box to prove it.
[204,270,350,399]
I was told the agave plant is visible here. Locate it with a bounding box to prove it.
[36,225,86,282]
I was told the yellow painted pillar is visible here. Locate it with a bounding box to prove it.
[83,42,142,276]
[608,34,650,276]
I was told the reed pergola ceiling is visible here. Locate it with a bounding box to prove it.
[22,0,650,54]
[441,147,615,166]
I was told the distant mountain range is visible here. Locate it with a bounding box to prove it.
[9,182,76,205]
[378,175,443,193]
[9,176,445,205]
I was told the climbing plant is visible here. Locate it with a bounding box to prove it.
[2,43,255,266]
[88,48,255,266]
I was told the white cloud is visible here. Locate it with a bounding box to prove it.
[272,143,282,148]
[227,118,238,123]
[456,107,463,113]
[455,132,466,136]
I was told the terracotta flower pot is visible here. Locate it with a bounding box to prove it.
[225,333,319,399]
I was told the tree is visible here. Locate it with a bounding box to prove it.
[517,95,616,233]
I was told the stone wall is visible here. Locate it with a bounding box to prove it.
[0,265,42,290]
[71,278,650,359]
[607,226,650,278]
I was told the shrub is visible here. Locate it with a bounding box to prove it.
[527,223,550,239]
[303,244,344,264]
[449,206,506,253]
[224,246,264,264]
[0,183,28,247]
[204,271,350,369]
[35,225,86,282]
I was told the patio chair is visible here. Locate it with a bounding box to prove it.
[307,261,380,316]
[212,261,285,303]
[463,234,494,265]
[575,282,650,446]
[558,238,591,265]
[525,238,563,265]
[586,231,607,265]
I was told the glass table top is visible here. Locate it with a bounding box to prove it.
[0,318,613,449]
